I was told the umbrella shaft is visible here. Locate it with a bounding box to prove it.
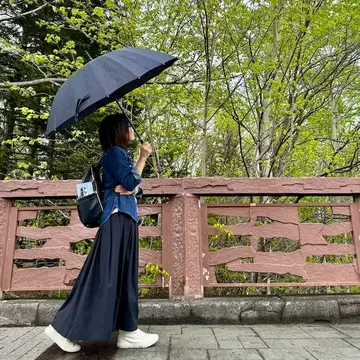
[113,98,144,144]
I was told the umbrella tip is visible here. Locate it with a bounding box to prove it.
[85,50,93,60]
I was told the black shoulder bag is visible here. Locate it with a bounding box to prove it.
[77,157,104,228]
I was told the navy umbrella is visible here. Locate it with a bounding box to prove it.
[45,47,177,139]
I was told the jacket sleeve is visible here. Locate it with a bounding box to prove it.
[106,146,142,191]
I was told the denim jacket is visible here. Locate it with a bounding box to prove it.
[99,146,142,226]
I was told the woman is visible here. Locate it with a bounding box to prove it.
[44,113,159,352]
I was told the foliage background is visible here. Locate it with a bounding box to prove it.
[1,0,360,297]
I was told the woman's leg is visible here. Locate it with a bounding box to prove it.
[116,221,159,348]
[116,220,139,331]
[46,213,129,345]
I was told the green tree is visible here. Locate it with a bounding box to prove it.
[1,0,360,181]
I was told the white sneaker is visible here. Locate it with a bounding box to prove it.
[44,325,81,353]
[117,328,159,349]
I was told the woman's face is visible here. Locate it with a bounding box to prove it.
[128,125,135,142]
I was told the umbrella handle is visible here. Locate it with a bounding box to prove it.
[113,97,144,144]
[114,97,160,178]
[128,117,144,145]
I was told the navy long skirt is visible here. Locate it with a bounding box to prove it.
[52,212,139,341]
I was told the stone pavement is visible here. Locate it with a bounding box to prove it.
[2,324,360,360]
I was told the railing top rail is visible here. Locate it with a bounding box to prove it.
[205,203,353,208]
[0,177,360,198]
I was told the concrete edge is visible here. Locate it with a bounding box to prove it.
[1,295,360,327]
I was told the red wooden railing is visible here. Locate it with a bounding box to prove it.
[3,204,169,292]
[1,177,360,299]
[202,203,359,288]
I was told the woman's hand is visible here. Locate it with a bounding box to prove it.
[139,142,152,160]
[115,185,134,195]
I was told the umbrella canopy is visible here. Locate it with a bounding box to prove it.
[45,47,177,136]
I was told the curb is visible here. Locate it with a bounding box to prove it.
[2,295,360,327]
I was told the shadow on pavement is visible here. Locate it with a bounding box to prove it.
[36,340,118,360]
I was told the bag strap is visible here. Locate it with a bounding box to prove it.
[81,154,103,182]
[94,153,103,170]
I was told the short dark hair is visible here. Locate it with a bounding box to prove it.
[99,113,130,151]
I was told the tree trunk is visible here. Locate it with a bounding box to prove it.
[0,98,16,179]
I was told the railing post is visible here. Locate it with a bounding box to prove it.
[351,196,360,277]
[0,198,12,300]
[168,193,203,300]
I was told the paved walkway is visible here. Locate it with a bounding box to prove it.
[2,324,360,359]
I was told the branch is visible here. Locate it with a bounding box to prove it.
[0,78,66,88]
[317,158,360,177]
[0,1,52,23]
[206,7,283,124]
[148,73,243,85]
